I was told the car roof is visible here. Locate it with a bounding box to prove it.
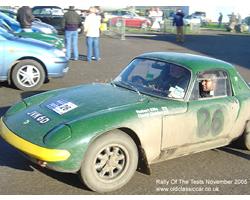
[32,6,62,10]
[0,9,15,13]
[0,11,18,24]
[138,52,235,73]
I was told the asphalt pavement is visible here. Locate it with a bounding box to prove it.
[0,30,250,195]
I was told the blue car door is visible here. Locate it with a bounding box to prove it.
[0,34,5,78]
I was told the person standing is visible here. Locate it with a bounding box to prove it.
[150,7,163,31]
[16,6,34,32]
[218,12,223,27]
[228,12,237,32]
[84,7,101,63]
[173,9,185,43]
[62,6,81,60]
[237,13,242,25]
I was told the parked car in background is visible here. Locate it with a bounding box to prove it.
[183,15,201,26]
[242,16,250,31]
[191,11,208,25]
[243,16,250,26]
[241,16,250,32]
[0,27,68,90]
[32,6,84,34]
[0,18,64,50]
[104,10,136,20]
[108,10,151,28]
[1,52,250,193]
[32,6,64,34]
[0,9,57,34]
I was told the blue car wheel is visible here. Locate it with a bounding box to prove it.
[11,59,45,91]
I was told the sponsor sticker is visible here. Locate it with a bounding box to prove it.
[47,100,78,115]
[136,107,169,118]
[136,107,163,118]
[168,86,185,99]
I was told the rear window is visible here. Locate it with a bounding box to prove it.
[194,12,206,17]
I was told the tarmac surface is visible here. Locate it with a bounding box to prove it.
[0,30,250,194]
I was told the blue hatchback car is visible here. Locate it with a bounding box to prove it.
[0,27,68,91]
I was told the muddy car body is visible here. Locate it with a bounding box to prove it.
[1,52,250,192]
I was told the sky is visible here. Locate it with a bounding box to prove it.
[0,0,249,22]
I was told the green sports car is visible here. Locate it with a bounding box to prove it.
[15,31,65,50]
[0,18,64,50]
[1,52,250,192]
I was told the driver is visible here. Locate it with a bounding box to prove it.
[161,65,190,92]
[199,73,217,98]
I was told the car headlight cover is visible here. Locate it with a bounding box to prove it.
[44,125,71,146]
[39,27,53,34]
[53,48,66,57]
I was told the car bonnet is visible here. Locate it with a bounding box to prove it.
[3,83,145,145]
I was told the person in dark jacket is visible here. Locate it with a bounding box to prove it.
[173,9,185,42]
[218,12,223,27]
[16,6,34,32]
[62,6,81,60]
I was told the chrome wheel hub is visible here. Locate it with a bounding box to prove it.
[95,146,126,179]
[17,65,40,87]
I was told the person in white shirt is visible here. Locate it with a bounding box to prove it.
[84,7,101,62]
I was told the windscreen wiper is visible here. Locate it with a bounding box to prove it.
[119,81,142,96]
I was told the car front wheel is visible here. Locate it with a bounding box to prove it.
[79,130,138,193]
[242,121,250,150]
[244,132,250,150]
[11,59,45,91]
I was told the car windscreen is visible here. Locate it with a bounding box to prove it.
[32,7,64,16]
[113,58,191,99]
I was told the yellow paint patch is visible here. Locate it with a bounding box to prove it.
[0,118,70,162]
[8,48,16,53]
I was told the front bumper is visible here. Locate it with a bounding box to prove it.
[0,118,70,162]
[47,59,69,78]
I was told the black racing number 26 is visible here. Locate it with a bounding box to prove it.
[197,108,224,138]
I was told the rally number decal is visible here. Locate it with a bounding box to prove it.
[47,100,78,115]
[197,108,211,137]
[197,108,224,137]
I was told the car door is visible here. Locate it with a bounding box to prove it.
[162,69,239,149]
[124,13,139,28]
[124,13,134,27]
[130,13,141,27]
[0,35,5,77]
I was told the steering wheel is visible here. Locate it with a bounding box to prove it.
[131,75,148,86]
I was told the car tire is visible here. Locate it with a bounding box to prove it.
[79,129,138,193]
[242,121,250,150]
[11,59,45,91]
[244,131,250,150]
[243,122,250,150]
